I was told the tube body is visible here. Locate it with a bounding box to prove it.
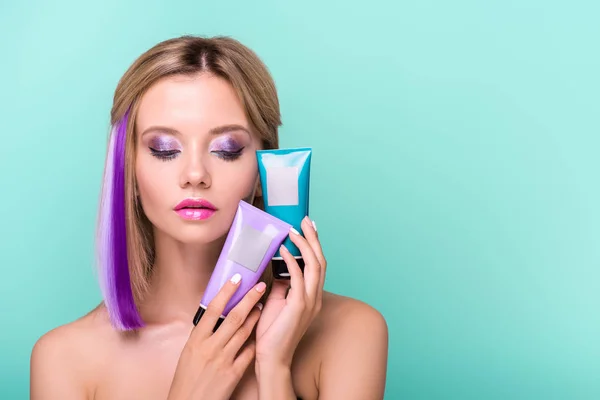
[193,200,291,326]
[257,148,312,279]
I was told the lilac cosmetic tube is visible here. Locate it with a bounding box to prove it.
[193,200,291,328]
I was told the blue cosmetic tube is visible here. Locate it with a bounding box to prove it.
[256,148,312,279]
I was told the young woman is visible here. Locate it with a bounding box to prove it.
[30,35,388,400]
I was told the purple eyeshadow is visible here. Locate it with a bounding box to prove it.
[149,136,181,151]
[210,136,243,152]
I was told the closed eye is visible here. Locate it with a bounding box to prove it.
[150,148,180,161]
[212,147,245,161]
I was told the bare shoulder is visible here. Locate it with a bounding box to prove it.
[310,291,388,342]
[321,291,387,325]
[30,304,113,399]
[306,291,389,399]
[300,290,389,365]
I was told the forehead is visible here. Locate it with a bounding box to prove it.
[135,73,250,133]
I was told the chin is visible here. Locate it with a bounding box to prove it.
[160,214,229,243]
[167,223,228,245]
[146,208,237,245]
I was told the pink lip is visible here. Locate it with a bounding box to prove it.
[175,208,216,220]
[174,198,217,221]
[174,198,217,211]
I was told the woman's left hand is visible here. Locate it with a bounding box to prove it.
[255,216,327,369]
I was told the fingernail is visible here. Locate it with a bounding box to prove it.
[280,244,289,254]
[230,273,242,284]
[256,303,263,311]
[311,220,317,232]
[290,227,300,235]
[255,282,267,292]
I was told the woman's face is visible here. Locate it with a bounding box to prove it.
[135,73,262,245]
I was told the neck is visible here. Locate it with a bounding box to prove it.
[139,230,226,326]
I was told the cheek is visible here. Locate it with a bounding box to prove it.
[213,159,259,199]
[243,171,260,200]
[231,161,259,194]
[135,154,171,210]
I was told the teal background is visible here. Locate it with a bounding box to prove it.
[1,0,599,398]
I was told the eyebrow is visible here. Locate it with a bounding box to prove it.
[140,124,251,137]
[209,124,251,136]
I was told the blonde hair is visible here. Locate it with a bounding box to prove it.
[97,35,281,330]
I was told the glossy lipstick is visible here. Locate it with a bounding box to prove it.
[174,198,217,221]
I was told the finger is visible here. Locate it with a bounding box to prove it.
[280,244,305,304]
[192,273,243,339]
[302,217,326,274]
[268,278,291,301]
[289,223,321,301]
[223,306,261,358]
[233,341,256,377]
[301,216,327,305]
[211,281,267,347]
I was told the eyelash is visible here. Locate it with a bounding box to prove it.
[150,148,179,161]
[212,148,245,162]
[148,147,245,162]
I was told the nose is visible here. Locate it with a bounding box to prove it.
[179,151,211,190]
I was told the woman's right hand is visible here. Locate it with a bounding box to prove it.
[167,273,265,400]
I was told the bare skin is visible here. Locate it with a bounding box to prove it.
[30,73,388,400]
[31,291,386,400]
